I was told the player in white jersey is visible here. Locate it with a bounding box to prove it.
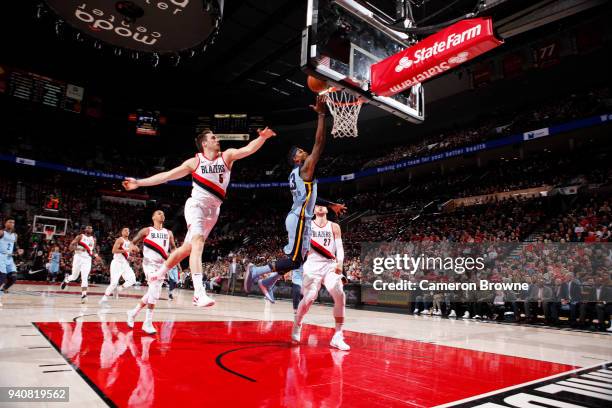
[292,205,350,351]
[125,210,176,334]
[99,227,137,306]
[61,225,99,303]
[122,127,276,309]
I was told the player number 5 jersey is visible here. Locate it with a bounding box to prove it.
[309,221,336,262]
[191,152,231,203]
[143,227,170,263]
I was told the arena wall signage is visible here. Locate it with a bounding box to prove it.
[371,18,503,97]
[39,0,223,65]
[2,114,611,189]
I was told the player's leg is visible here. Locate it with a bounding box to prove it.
[2,258,17,291]
[323,266,350,351]
[80,259,92,303]
[186,200,218,307]
[140,278,163,334]
[121,264,137,290]
[0,257,7,306]
[100,260,122,304]
[291,267,304,314]
[61,256,82,290]
[246,213,305,293]
[292,262,323,342]
[128,263,160,330]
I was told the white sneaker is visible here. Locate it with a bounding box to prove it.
[291,323,302,343]
[127,310,136,329]
[81,295,87,304]
[463,311,470,319]
[412,309,419,315]
[0,300,3,307]
[193,289,215,307]
[607,326,612,332]
[473,315,481,319]
[433,310,442,316]
[330,332,350,351]
[449,310,457,317]
[422,309,430,315]
[142,319,157,335]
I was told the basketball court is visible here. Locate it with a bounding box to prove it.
[1,284,610,407]
[1,0,612,407]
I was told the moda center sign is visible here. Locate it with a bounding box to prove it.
[370,18,503,97]
[42,0,223,53]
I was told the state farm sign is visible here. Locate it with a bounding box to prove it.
[371,18,503,97]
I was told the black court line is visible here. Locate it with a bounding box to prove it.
[43,369,73,373]
[39,363,68,367]
[32,322,117,408]
[215,343,290,383]
[21,334,40,336]
[28,346,52,349]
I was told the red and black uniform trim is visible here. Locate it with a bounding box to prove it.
[78,241,93,257]
[143,239,168,260]
[310,240,335,260]
[191,172,226,201]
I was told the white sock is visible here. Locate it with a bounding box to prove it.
[131,302,145,316]
[335,322,343,334]
[192,273,204,293]
[81,290,87,296]
[145,308,153,322]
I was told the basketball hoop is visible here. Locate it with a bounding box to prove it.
[323,87,363,138]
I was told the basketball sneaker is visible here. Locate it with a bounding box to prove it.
[330,332,350,351]
[81,295,87,304]
[142,319,157,335]
[169,292,174,300]
[258,280,276,303]
[60,281,68,290]
[291,323,302,343]
[126,310,136,328]
[448,310,457,318]
[462,311,470,319]
[193,289,215,307]
[412,308,419,315]
[243,263,255,292]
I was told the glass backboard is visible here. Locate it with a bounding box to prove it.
[302,0,425,123]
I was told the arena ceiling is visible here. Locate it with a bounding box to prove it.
[0,0,607,128]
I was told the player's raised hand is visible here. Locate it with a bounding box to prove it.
[310,95,327,115]
[257,127,277,139]
[329,203,347,216]
[122,177,139,191]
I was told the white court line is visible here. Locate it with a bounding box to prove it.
[433,361,612,407]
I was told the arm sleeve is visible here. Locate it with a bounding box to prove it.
[335,237,344,266]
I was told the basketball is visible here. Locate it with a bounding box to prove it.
[307,75,328,93]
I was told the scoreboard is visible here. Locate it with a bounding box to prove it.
[0,65,84,113]
[196,114,265,141]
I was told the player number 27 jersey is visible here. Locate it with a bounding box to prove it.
[309,221,336,262]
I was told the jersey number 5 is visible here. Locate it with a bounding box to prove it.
[219,174,224,184]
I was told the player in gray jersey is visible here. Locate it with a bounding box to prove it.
[243,96,346,301]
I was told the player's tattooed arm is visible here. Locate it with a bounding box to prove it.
[301,95,327,181]
[130,228,149,251]
[111,238,125,254]
[122,157,197,190]
[223,127,276,168]
[69,234,82,252]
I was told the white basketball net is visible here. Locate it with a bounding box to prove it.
[324,90,363,138]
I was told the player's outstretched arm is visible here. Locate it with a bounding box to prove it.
[222,127,276,168]
[316,196,348,216]
[300,96,327,181]
[122,157,197,191]
[129,227,149,251]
